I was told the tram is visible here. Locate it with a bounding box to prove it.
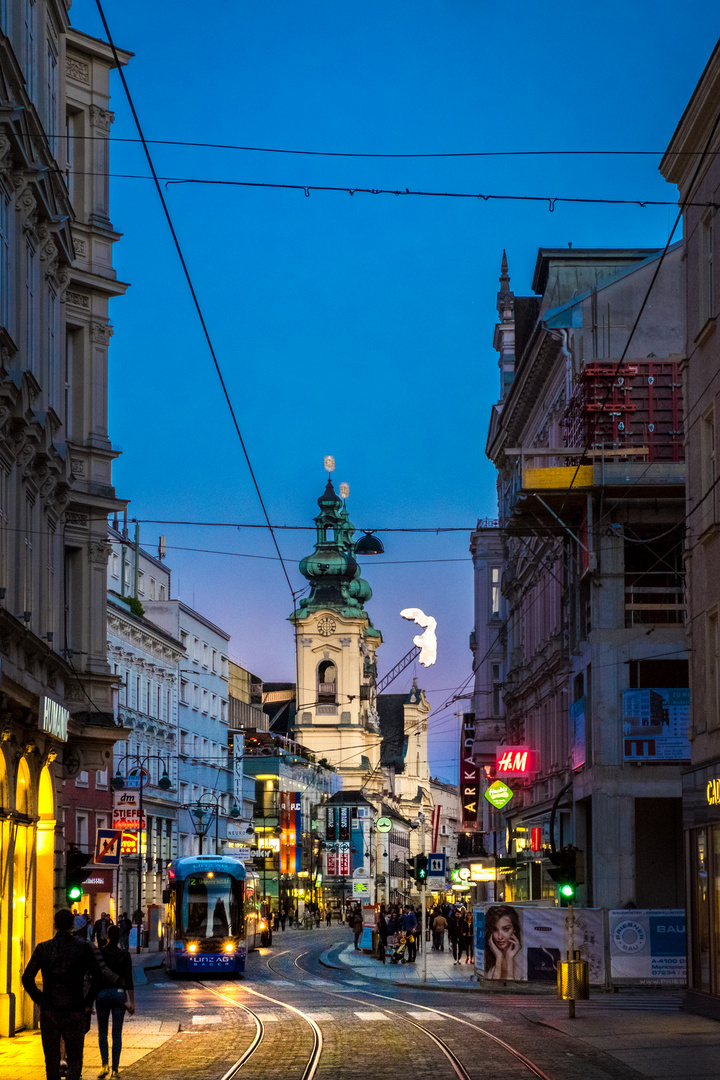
[163,855,271,976]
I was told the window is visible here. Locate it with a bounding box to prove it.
[96,813,107,833]
[75,770,89,788]
[149,578,156,599]
[46,522,56,643]
[181,680,188,703]
[212,649,218,672]
[25,239,38,375]
[138,570,145,595]
[702,407,717,531]
[708,610,719,731]
[159,584,166,600]
[702,210,715,325]
[23,493,34,619]
[491,567,501,618]
[317,660,337,703]
[96,768,108,789]
[0,467,8,591]
[111,552,119,579]
[624,525,686,627]
[0,184,10,331]
[47,285,58,409]
[23,0,37,101]
[202,688,208,714]
[46,32,58,150]
[76,813,88,849]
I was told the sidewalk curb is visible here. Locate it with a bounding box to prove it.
[319,947,552,995]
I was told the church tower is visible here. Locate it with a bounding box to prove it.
[290,467,383,790]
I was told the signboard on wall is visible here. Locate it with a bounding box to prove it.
[609,909,686,984]
[495,747,536,777]
[280,791,302,874]
[570,697,586,770]
[473,904,605,984]
[112,790,145,832]
[622,689,691,762]
[460,713,481,825]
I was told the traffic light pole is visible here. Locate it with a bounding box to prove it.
[420,813,427,985]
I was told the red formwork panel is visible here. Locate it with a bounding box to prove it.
[563,360,683,462]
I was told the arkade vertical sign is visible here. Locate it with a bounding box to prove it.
[461,713,481,824]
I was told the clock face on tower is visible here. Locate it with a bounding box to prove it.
[317,616,336,637]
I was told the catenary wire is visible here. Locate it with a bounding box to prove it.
[50,165,717,209]
[95,0,296,604]
[48,133,720,158]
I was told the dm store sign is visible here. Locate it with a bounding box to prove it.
[609,910,686,985]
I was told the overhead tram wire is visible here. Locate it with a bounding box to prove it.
[48,132,720,159]
[49,165,718,210]
[94,0,296,605]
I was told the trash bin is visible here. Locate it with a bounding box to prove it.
[557,956,589,1000]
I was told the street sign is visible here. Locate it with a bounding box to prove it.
[427,853,446,878]
[94,829,122,865]
[230,847,251,861]
[376,816,392,833]
[484,779,513,809]
[125,766,150,789]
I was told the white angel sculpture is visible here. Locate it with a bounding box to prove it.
[400,608,437,667]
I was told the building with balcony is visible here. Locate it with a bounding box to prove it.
[661,35,720,1014]
[482,245,688,909]
[0,7,130,1035]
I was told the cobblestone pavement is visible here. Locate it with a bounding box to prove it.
[4,927,717,1079]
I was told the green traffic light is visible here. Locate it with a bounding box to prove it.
[68,885,83,901]
[559,883,575,897]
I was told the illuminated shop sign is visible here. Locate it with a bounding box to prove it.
[484,780,513,809]
[707,778,720,805]
[39,696,69,742]
[495,746,535,776]
[460,713,481,824]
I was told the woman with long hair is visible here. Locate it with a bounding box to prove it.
[94,925,135,1078]
[484,905,522,980]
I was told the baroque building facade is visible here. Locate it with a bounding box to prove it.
[288,471,436,899]
[0,6,129,1034]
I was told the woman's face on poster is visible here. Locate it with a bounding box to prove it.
[492,914,516,951]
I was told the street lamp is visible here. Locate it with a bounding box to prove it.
[188,792,226,856]
[111,752,173,954]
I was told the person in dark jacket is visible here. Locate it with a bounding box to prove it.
[94,925,135,1078]
[351,910,364,950]
[22,908,122,1080]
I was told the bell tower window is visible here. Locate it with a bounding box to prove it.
[318,661,337,704]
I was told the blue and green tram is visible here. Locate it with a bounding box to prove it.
[164,855,266,975]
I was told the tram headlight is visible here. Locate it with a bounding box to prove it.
[187,942,198,953]
[224,942,235,953]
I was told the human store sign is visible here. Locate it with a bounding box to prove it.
[495,746,535,777]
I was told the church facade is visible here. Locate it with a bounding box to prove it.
[289,472,438,901]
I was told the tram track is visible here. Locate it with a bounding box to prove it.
[196,970,323,1080]
[259,947,555,1080]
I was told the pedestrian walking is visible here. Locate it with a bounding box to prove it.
[401,906,417,963]
[314,907,322,929]
[94,925,135,1079]
[351,909,364,950]
[458,912,474,964]
[93,912,112,948]
[432,911,447,952]
[22,908,123,1080]
[118,913,131,952]
[449,910,461,962]
[325,906,332,927]
[377,911,388,963]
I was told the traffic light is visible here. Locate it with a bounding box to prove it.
[66,845,93,904]
[546,847,578,907]
[406,856,417,881]
[417,855,428,882]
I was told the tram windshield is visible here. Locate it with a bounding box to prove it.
[181,873,244,940]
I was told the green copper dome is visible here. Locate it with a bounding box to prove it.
[291,478,377,622]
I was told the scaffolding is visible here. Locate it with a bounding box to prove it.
[563,360,684,463]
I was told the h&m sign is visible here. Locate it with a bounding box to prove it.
[39,696,69,742]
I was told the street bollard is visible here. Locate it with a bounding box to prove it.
[557,950,589,1019]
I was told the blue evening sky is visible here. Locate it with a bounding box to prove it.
[70,1,719,782]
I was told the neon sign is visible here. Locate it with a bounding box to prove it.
[495,746,535,777]
[707,778,720,805]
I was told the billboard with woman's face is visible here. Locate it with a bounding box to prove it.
[473,904,606,984]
